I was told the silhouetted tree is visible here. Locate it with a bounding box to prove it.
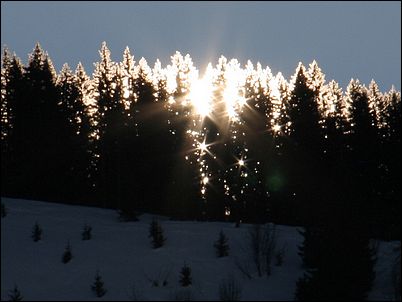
[149,218,166,249]
[7,284,23,301]
[296,222,376,301]
[1,51,24,197]
[91,270,107,297]
[31,221,42,242]
[179,263,192,287]
[214,230,229,257]
[62,241,73,263]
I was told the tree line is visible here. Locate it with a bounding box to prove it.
[1,42,400,238]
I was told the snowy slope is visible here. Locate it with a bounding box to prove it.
[1,198,399,301]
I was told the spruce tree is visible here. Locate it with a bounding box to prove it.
[21,43,69,201]
[62,241,73,263]
[214,230,229,257]
[8,284,23,301]
[31,222,42,242]
[179,263,192,287]
[149,218,166,249]
[296,222,376,301]
[285,62,324,224]
[1,52,24,197]
[91,270,107,297]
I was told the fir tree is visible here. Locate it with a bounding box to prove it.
[62,241,73,263]
[91,270,107,297]
[7,284,23,301]
[1,51,24,197]
[31,222,42,242]
[214,231,229,257]
[296,222,376,301]
[149,218,166,249]
[179,263,192,287]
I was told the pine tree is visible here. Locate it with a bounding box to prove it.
[21,43,69,201]
[296,222,376,301]
[31,222,42,242]
[214,230,229,257]
[62,241,73,263]
[149,218,166,249]
[285,62,324,224]
[91,270,107,297]
[1,51,24,197]
[74,62,96,201]
[82,223,92,240]
[8,284,23,301]
[179,263,192,287]
[91,42,127,208]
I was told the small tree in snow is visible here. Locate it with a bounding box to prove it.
[7,284,23,301]
[62,241,73,263]
[149,218,166,249]
[91,270,107,297]
[214,231,229,257]
[82,223,92,240]
[31,222,42,242]
[179,263,192,287]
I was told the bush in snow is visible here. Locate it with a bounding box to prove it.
[91,270,107,297]
[62,241,73,263]
[7,284,23,301]
[214,230,229,258]
[149,218,166,249]
[31,222,43,242]
[179,263,192,287]
[82,223,92,240]
[1,202,7,218]
[218,276,242,301]
[248,223,277,277]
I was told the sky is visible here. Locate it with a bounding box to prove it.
[1,1,401,91]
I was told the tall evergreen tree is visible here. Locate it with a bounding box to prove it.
[91,42,126,208]
[8,43,70,201]
[1,49,25,197]
[285,62,323,224]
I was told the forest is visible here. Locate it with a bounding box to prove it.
[1,42,400,234]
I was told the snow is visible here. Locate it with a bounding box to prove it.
[1,197,399,301]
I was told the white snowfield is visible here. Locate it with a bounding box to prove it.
[1,197,399,301]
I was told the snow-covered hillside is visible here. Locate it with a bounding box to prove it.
[1,198,399,301]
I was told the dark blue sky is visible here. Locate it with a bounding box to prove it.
[1,1,401,91]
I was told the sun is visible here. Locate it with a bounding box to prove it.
[188,78,213,117]
[188,64,215,118]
